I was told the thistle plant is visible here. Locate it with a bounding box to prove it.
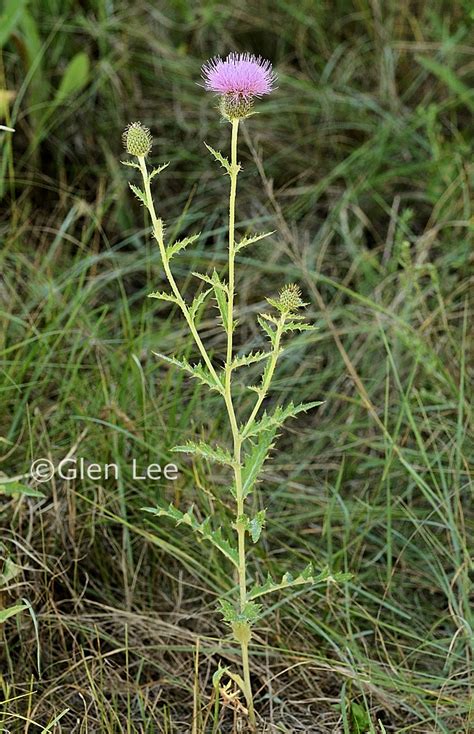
[122,53,349,730]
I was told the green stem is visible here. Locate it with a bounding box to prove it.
[222,119,256,729]
[243,314,285,436]
[138,156,221,390]
[139,126,256,728]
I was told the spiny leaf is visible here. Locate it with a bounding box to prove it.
[192,271,228,292]
[143,503,238,566]
[204,142,234,175]
[121,159,140,169]
[282,321,318,334]
[218,599,262,624]
[172,440,234,467]
[189,287,212,320]
[257,315,277,345]
[210,270,230,333]
[250,355,279,395]
[219,599,237,623]
[166,233,200,260]
[259,312,280,325]
[248,565,352,600]
[235,231,275,252]
[152,353,223,392]
[148,290,179,304]
[231,350,271,370]
[241,429,277,498]
[150,162,170,179]
[129,182,148,206]
[242,401,323,439]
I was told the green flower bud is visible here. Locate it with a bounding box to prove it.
[122,122,153,157]
[278,284,305,313]
[219,94,254,121]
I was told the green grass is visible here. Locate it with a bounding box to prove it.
[0,1,473,732]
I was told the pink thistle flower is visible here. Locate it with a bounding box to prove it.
[201,52,276,100]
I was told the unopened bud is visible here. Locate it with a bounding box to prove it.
[279,284,304,312]
[122,122,153,157]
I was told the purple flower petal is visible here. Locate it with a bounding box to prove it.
[201,52,276,98]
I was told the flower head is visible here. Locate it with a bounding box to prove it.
[122,122,152,157]
[201,52,276,120]
[278,284,305,313]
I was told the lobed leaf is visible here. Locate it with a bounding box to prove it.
[129,182,148,206]
[189,287,212,320]
[231,350,271,370]
[166,233,200,260]
[218,599,262,624]
[172,440,234,467]
[204,142,235,175]
[150,162,170,179]
[192,271,228,292]
[153,353,223,393]
[256,317,276,347]
[143,503,238,566]
[121,159,140,169]
[248,565,352,600]
[282,321,318,334]
[242,400,323,439]
[210,270,230,333]
[148,290,179,304]
[241,429,277,498]
[235,231,275,253]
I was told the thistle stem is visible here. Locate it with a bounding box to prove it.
[243,314,285,436]
[222,119,256,729]
[138,156,220,388]
[139,121,256,728]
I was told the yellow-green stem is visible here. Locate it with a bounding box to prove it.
[138,156,220,389]
[243,314,285,436]
[222,119,256,729]
[139,124,256,727]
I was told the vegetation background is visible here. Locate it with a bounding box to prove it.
[0,0,472,732]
